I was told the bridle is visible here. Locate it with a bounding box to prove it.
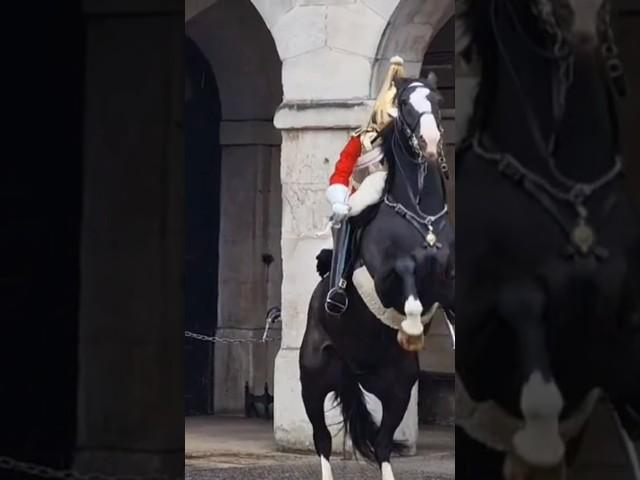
[385,82,450,250]
[394,82,450,181]
[472,0,625,261]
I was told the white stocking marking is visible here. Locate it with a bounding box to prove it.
[381,462,395,480]
[401,295,424,337]
[320,455,334,480]
[513,370,565,467]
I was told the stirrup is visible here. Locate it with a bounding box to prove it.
[325,283,348,316]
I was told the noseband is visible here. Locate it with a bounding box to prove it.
[394,83,450,180]
[384,83,450,250]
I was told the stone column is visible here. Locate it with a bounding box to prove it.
[75,3,183,476]
[273,101,419,454]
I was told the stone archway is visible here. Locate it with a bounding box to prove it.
[371,0,454,94]
[186,0,283,416]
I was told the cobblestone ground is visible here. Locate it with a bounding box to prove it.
[185,416,454,480]
[186,454,454,480]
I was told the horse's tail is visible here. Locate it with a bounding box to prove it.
[334,371,406,462]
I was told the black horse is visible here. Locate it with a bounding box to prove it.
[457,0,640,478]
[299,76,454,480]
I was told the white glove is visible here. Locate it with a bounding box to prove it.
[332,202,351,220]
[326,184,350,221]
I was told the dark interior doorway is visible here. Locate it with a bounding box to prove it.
[185,36,222,416]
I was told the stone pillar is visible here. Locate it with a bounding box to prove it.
[273,101,419,454]
[75,3,183,476]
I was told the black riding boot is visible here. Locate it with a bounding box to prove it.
[325,218,351,316]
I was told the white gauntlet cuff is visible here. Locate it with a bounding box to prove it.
[326,183,350,204]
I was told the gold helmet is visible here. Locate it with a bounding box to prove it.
[358,56,406,152]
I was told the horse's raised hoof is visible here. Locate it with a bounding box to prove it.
[397,330,424,352]
[400,318,424,337]
[512,425,565,468]
[503,453,566,480]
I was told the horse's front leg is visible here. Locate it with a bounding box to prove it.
[394,256,428,351]
[498,280,567,478]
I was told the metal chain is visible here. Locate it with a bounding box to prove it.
[598,0,627,97]
[185,307,282,344]
[0,456,177,480]
[2,312,282,477]
[184,331,280,344]
[383,196,448,226]
[472,135,622,205]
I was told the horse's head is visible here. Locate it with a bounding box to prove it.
[394,75,444,163]
[460,0,624,155]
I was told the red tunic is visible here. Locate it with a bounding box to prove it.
[329,135,362,187]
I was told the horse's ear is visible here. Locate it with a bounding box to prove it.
[426,71,438,90]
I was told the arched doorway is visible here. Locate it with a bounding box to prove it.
[185,0,283,416]
[185,36,221,416]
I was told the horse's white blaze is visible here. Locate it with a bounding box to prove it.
[401,295,424,337]
[408,85,440,157]
[513,370,565,467]
[320,455,334,480]
[381,462,395,480]
[567,0,605,42]
[420,114,440,157]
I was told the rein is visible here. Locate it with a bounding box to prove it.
[389,115,449,249]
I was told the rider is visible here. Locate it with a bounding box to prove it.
[325,56,406,315]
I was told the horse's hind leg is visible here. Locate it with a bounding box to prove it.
[301,351,342,480]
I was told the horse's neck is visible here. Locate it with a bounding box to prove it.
[390,158,445,215]
[487,52,617,181]
[555,52,618,180]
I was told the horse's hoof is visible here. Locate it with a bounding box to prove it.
[400,318,424,337]
[397,330,424,351]
[503,454,566,480]
[513,426,565,468]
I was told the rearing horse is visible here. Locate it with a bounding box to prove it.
[456,0,640,478]
[299,76,455,480]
